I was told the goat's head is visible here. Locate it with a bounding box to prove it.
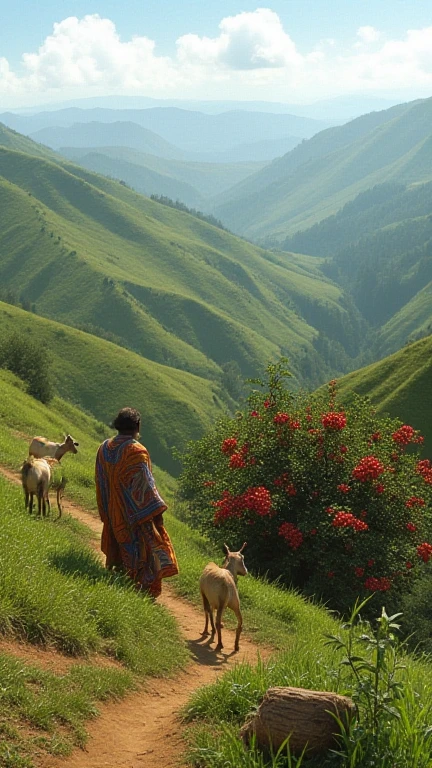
[64,434,79,454]
[222,542,247,577]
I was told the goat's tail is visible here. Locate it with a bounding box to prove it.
[21,456,36,484]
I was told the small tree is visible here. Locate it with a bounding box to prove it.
[179,360,432,612]
[0,331,53,404]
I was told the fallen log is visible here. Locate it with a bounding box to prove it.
[240,686,355,755]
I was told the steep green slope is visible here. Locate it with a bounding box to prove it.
[0,303,225,473]
[0,367,173,504]
[0,145,363,388]
[281,181,432,257]
[62,145,264,202]
[215,97,432,241]
[0,121,58,160]
[337,336,432,455]
[29,120,185,159]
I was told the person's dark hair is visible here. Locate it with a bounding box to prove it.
[112,407,141,434]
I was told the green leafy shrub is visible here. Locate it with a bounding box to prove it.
[0,331,53,403]
[179,360,432,612]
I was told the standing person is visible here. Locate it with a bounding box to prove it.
[95,407,178,598]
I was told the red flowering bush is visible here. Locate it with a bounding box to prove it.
[179,360,432,612]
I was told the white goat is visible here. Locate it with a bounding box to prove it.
[199,542,247,652]
[21,457,66,518]
[29,434,79,461]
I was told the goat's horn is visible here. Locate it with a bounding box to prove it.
[222,542,230,555]
[239,542,247,552]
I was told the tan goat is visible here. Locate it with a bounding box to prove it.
[199,542,247,652]
[21,457,66,518]
[29,434,79,461]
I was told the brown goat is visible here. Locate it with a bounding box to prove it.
[29,434,79,461]
[199,542,247,652]
[21,457,66,518]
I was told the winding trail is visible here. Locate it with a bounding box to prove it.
[0,465,269,768]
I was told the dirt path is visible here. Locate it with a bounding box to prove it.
[0,465,268,768]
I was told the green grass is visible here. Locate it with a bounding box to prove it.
[215,97,432,241]
[0,655,133,765]
[0,368,174,507]
[336,335,432,457]
[0,142,362,397]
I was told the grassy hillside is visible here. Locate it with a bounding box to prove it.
[0,304,228,474]
[336,335,432,456]
[0,122,57,160]
[29,120,186,159]
[215,97,432,241]
[62,145,264,203]
[281,181,432,355]
[0,142,364,393]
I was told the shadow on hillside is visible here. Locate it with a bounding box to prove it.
[48,547,114,583]
[186,636,237,667]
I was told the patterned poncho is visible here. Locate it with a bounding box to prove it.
[95,435,178,597]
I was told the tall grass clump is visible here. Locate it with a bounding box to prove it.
[184,600,432,767]
[0,476,188,675]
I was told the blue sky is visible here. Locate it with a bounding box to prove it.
[1,1,431,107]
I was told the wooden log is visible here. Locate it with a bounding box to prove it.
[240,686,355,755]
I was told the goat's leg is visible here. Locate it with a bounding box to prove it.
[56,487,63,518]
[45,492,51,517]
[233,605,243,652]
[215,603,224,650]
[29,493,34,515]
[24,490,29,511]
[201,593,210,636]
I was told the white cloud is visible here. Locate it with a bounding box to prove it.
[357,26,381,44]
[1,11,432,106]
[177,8,300,70]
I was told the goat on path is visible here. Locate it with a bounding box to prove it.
[199,542,247,652]
[29,434,79,461]
[21,457,66,518]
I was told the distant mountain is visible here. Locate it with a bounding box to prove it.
[337,335,432,456]
[1,107,328,162]
[62,146,264,206]
[214,97,432,241]
[28,121,185,159]
[0,122,58,161]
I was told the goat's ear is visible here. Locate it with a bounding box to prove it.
[239,542,247,553]
[222,543,230,556]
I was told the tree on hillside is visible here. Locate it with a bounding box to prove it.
[179,360,432,614]
[0,331,53,404]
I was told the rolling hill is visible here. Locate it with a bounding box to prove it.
[214,97,432,241]
[0,302,225,474]
[28,121,186,159]
[282,180,432,356]
[0,127,365,392]
[337,335,432,457]
[61,146,264,208]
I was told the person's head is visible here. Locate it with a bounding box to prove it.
[112,407,141,437]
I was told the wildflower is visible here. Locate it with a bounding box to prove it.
[375,483,385,494]
[337,483,351,494]
[250,410,260,418]
[417,460,432,485]
[406,496,425,509]
[417,542,432,563]
[274,412,290,424]
[355,567,365,578]
[229,453,246,469]
[406,562,413,569]
[203,481,215,487]
[310,528,317,535]
[321,411,347,430]
[367,559,375,568]
[327,571,335,579]
[352,456,385,482]
[364,576,391,592]
[340,445,348,454]
[406,522,417,532]
[278,522,303,550]
[392,425,416,446]
[332,511,368,531]
[371,432,381,442]
[221,438,237,455]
